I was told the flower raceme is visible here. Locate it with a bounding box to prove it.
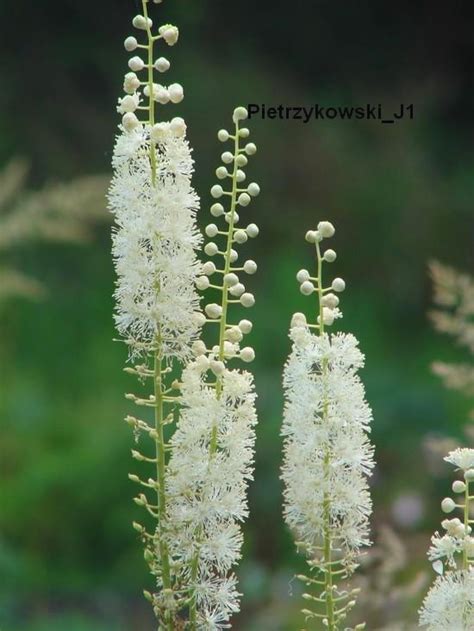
[166,106,260,629]
[281,222,374,631]
[109,2,201,361]
[108,2,204,628]
[420,448,474,629]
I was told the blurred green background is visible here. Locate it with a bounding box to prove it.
[1,1,473,629]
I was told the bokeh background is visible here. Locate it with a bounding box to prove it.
[1,1,474,629]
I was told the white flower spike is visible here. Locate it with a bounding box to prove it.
[109,1,203,627]
[420,447,474,629]
[166,106,260,627]
[281,221,375,630]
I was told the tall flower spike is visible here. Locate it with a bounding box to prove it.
[419,448,474,629]
[108,2,202,628]
[165,106,260,629]
[281,222,374,631]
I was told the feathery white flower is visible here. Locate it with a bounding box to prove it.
[281,222,374,629]
[419,569,474,630]
[166,361,257,626]
[421,448,474,629]
[445,448,474,472]
[159,107,260,627]
[109,122,202,359]
[282,328,374,555]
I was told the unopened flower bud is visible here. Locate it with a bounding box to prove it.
[238,319,253,334]
[123,72,140,94]
[128,56,145,72]
[202,261,216,275]
[205,303,222,319]
[225,326,243,343]
[204,242,218,256]
[238,193,251,207]
[332,278,346,292]
[247,182,260,197]
[218,129,230,142]
[150,123,168,142]
[233,106,248,122]
[225,211,239,224]
[245,143,257,155]
[195,276,210,290]
[236,154,248,167]
[323,249,337,262]
[229,283,245,297]
[216,166,228,180]
[170,117,186,137]
[234,229,248,244]
[205,224,218,238]
[240,347,255,362]
[246,223,259,238]
[132,15,152,30]
[300,281,315,295]
[296,269,310,283]
[321,293,339,309]
[154,85,170,104]
[318,221,336,238]
[211,185,224,199]
[224,273,239,287]
[305,230,318,244]
[210,203,224,217]
[154,57,170,72]
[441,497,456,513]
[453,480,466,493]
[159,24,179,46]
[221,151,234,164]
[210,360,225,376]
[124,36,138,52]
[192,312,206,327]
[322,307,335,326]
[229,249,238,263]
[122,112,140,131]
[291,312,307,327]
[168,83,184,104]
[240,293,255,308]
[243,260,257,274]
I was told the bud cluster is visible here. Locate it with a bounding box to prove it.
[118,2,183,133]
[296,220,345,328]
[195,105,261,373]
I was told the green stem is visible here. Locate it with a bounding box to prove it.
[316,240,336,630]
[189,118,241,630]
[142,3,171,628]
[463,481,470,570]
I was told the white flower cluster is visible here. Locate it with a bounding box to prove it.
[420,570,474,630]
[281,222,374,628]
[109,6,202,360]
[119,13,183,133]
[109,121,202,360]
[166,362,257,627]
[420,448,474,629]
[162,106,260,627]
[282,328,374,554]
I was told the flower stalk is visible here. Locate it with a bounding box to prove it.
[165,106,260,628]
[109,1,202,627]
[420,448,474,629]
[281,222,374,631]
